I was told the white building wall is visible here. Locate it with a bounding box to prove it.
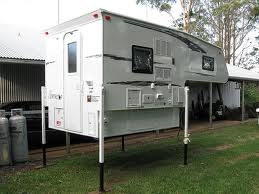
[221,81,240,108]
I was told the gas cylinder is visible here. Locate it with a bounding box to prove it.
[0,110,12,166]
[9,109,28,163]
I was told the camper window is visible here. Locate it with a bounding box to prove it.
[68,42,77,73]
[132,45,153,74]
[202,56,214,71]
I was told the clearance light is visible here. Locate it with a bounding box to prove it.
[104,15,111,21]
[45,32,49,35]
[93,13,98,18]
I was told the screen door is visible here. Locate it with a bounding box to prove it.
[63,30,82,132]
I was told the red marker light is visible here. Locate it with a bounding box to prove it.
[104,15,111,21]
[93,13,98,18]
[45,32,49,35]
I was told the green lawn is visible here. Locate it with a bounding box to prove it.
[1,122,259,194]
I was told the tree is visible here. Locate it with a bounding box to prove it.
[136,0,259,68]
[238,35,259,69]
[136,0,194,32]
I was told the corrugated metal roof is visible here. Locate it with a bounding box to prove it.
[0,24,45,61]
[227,64,259,82]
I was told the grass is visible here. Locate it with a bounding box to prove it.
[1,122,259,193]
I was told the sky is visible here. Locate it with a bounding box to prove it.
[0,0,257,71]
[0,0,182,30]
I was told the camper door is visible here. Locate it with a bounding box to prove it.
[63,30,82,133]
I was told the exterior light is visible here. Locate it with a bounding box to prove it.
[93,13,98,18]
[104,15,111,21]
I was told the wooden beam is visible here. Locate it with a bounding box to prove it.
[242,80,245,121]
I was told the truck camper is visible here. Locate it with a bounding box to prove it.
[43,9,228,191]
[44,9,228,138]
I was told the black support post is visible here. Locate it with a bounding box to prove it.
[184,144,188,165]
[121,136,125,151]
[66,132,71,154]
[99,162,104,192]
[42,144,46,167]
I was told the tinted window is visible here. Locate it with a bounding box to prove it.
[132,45,153,74]
[27,104,41,111]
[202,56,214,71]
[68,42,77,73]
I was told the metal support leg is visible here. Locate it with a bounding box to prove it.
[183,87,190,165]
[184,144,188,165]
[42,144,46,166]
[209,82,213,128]
[66,132,70,154]
[99,86,105,192]
[121,136,125,152]
[41,86,47,167]
[99,162,104,192]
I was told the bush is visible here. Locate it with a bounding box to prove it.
[244,83,259,105]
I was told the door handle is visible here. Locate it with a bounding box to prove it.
[81,81,85,94]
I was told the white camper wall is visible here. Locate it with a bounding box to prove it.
[45,33,64,130]
[45,18,103,137]
[81,20,103,137]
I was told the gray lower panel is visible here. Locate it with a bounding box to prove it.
[104,108,179,137]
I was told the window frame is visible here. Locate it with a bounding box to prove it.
[67,41,77,74]
[132,45,153,74]
[202,56,215,71]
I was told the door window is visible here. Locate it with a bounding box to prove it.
[68,42,77,73]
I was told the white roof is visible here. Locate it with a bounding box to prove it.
[227,64,259,82]
[0,24,45,61]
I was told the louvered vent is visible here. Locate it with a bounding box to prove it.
[163,68,171,80]
[155,67,171,81]
[155,67,164,79]
[155,39,172,57]
[155,39,161,55]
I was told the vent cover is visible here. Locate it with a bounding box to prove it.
[178,87,185,103]
[155,39,172,57]
[155,67,171,81]
[155,67,164,79]
[172,86,185,105]
[126,88,141,108]
[163,68,171,80]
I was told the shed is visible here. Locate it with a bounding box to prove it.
[227,64,259,121]
[0,24,45,104]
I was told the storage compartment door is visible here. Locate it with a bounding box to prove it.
[63,30,82,133]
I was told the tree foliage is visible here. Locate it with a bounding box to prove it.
[136,0,259,68]
[245,83,259,104]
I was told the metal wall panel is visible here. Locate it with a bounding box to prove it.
[221,81,240,108]
[0,63,44,104]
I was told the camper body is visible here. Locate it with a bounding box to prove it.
[45,9,228,138]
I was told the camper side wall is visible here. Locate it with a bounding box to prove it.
[102,14,182,137]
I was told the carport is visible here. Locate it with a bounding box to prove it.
[227,64,259,122]
[188,64,259,129]
[0,24,45,104]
